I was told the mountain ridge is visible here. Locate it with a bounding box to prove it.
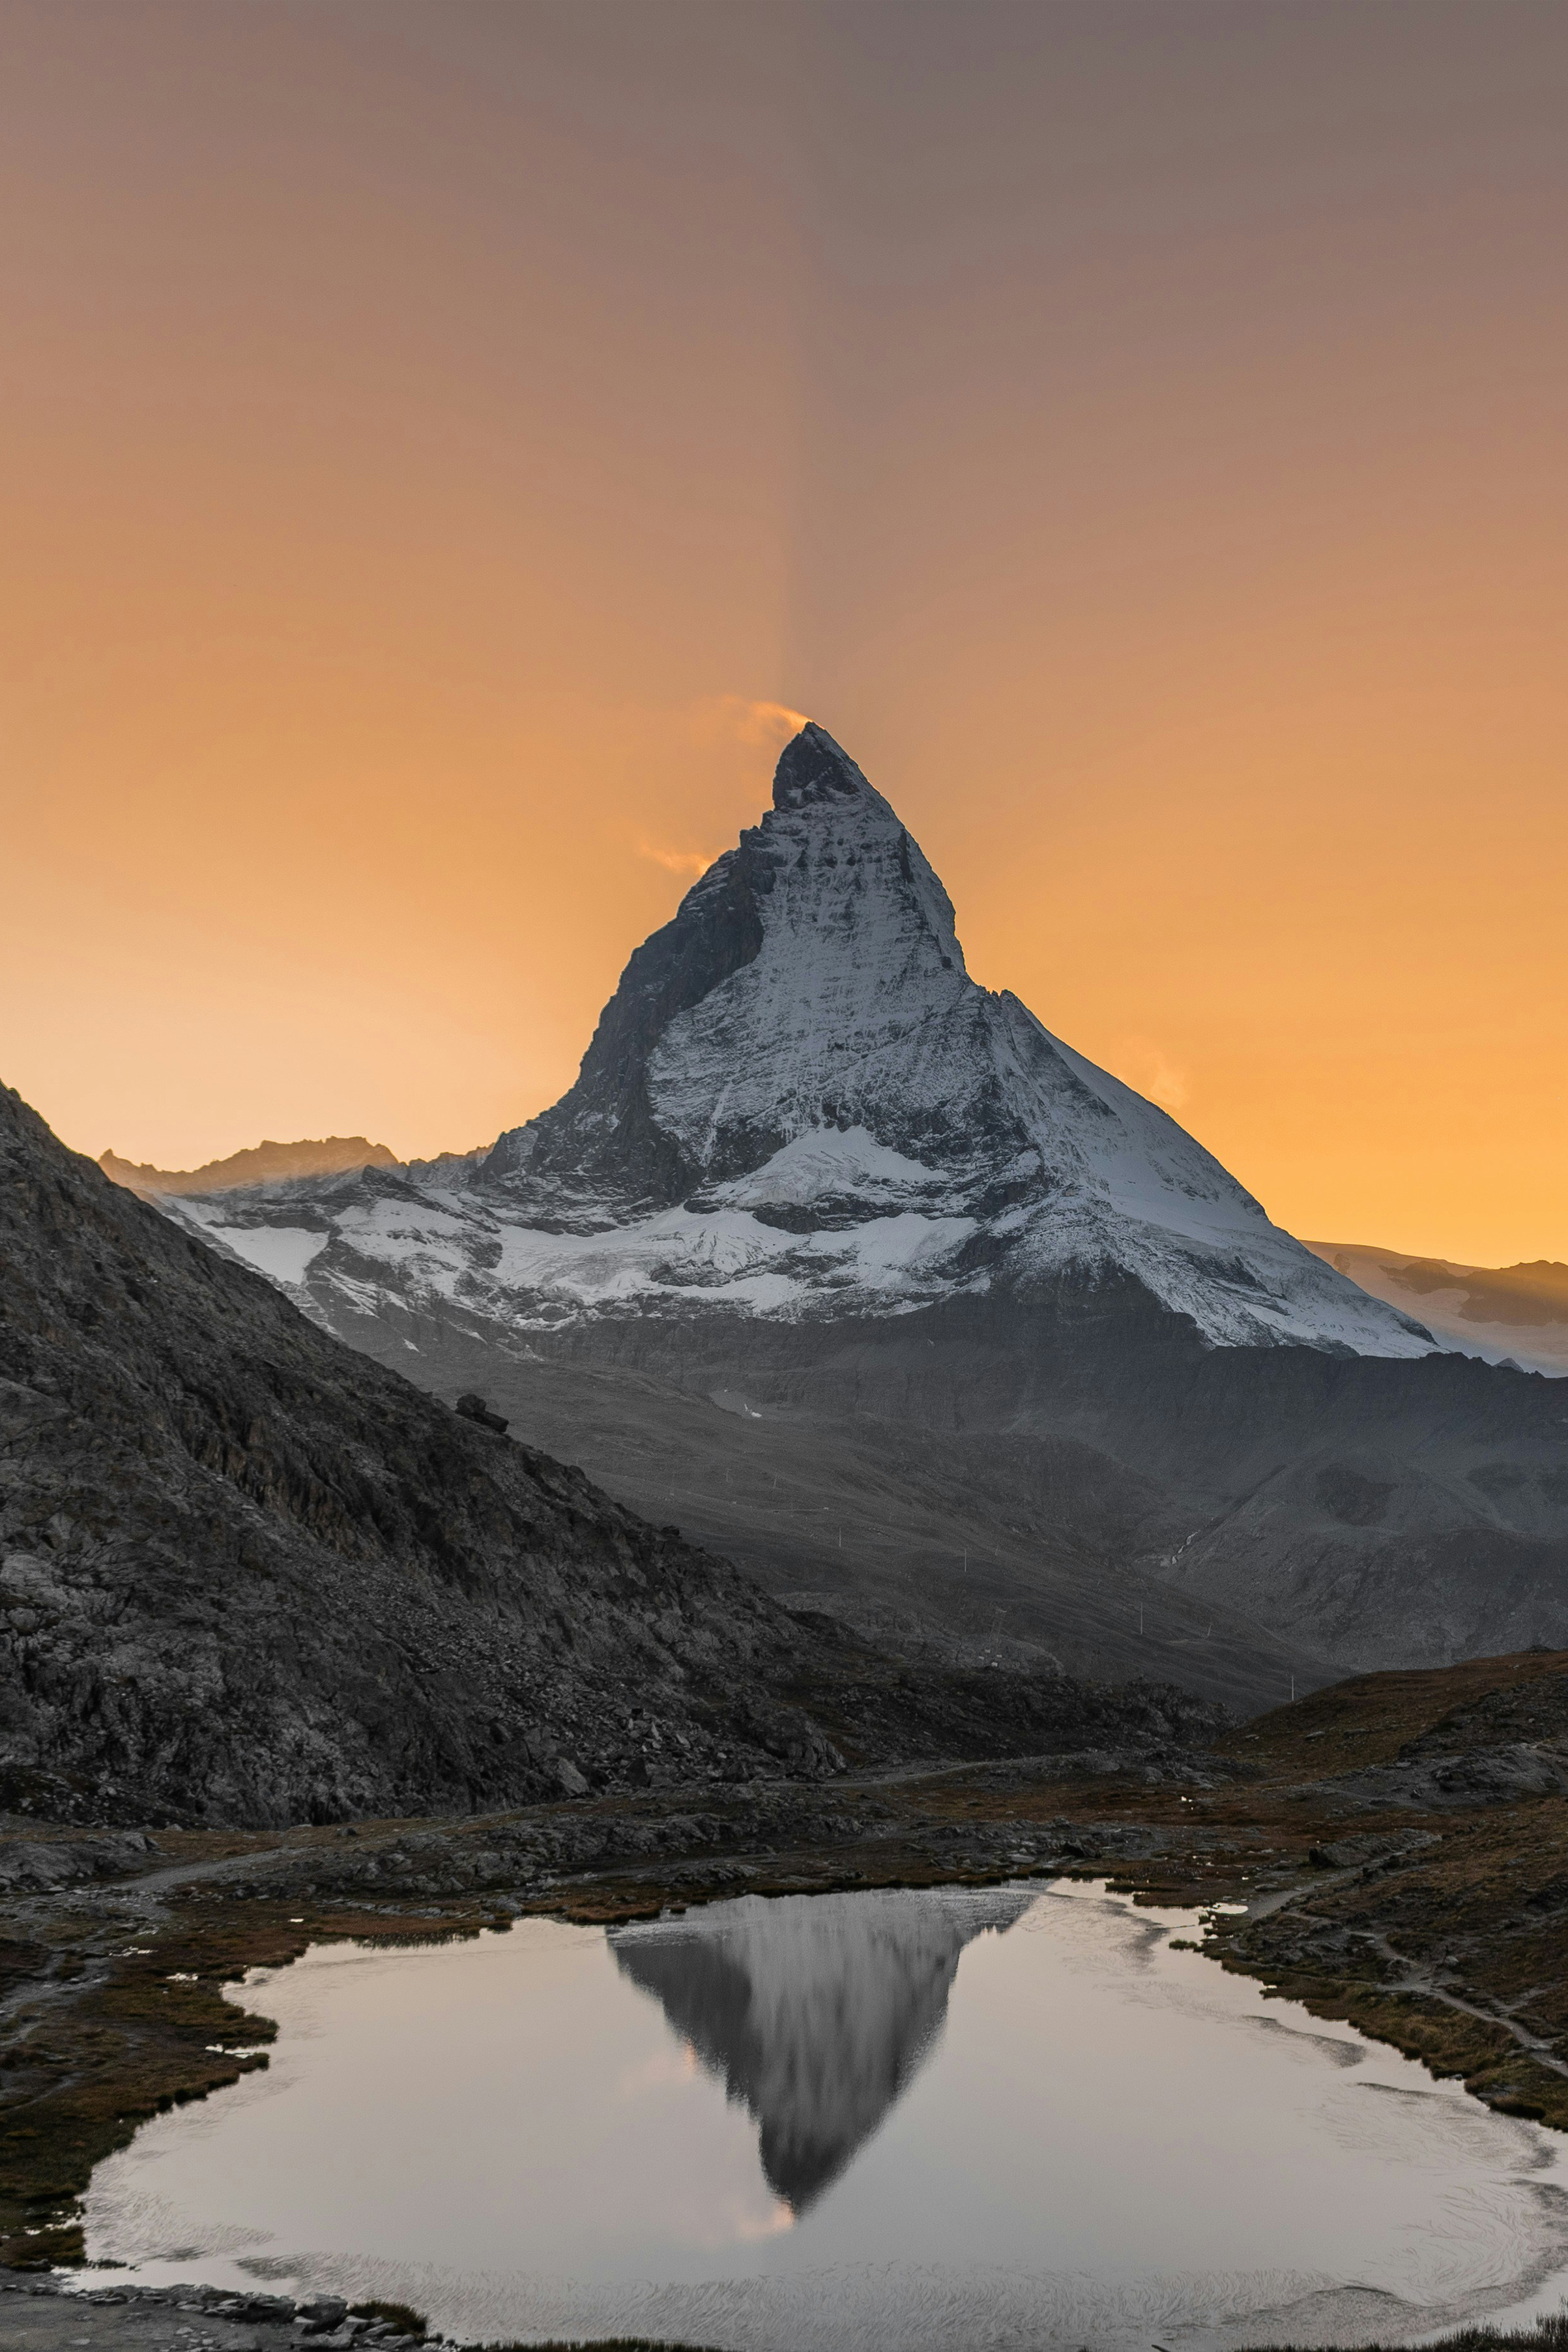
[100,1137,399,1197]
[1305,1241,1568,1377]
[474,725,1437,1355]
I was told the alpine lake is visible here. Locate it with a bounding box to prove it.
[75,1879,1568,2352]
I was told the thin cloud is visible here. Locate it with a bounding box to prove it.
[1112,1036,1191,1111]
[639,840,716,879]
[691,695,809,750]
[630,698,807,883]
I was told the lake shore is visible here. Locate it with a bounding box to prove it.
[3,1646,1566,2310]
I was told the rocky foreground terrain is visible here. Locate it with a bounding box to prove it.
[1,1078,1225,1831]
[0,2281,428,2352]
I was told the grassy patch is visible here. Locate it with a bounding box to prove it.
[1243,2318,1568,2352]
[349,2300,429,2337]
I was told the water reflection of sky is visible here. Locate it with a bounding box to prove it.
[83,1881,1568,2351]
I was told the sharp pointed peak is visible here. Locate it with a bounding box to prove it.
[772,722,879,814]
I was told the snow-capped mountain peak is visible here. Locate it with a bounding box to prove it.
[151,724,1437,1359]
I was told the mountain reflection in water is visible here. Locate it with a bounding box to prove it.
[609,1885,1035,2211]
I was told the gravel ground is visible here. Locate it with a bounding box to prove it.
[0,2283,424,2352]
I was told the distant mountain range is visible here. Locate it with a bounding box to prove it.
[1305,1243,1568,1378]
[100,1136,398,1196]
[104,726,1568,1709]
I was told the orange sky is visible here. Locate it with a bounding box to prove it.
[3,1,1565,1264]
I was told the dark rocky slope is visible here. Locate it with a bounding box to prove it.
[0,1083,1223,1828]
[1,1085,817,1825]
[317,1284,1568,1709]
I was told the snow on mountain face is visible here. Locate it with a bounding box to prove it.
[157,725,1436,1359]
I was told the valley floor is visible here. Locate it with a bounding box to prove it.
[4,1648,1568,2345]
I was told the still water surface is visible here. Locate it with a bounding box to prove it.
[85,1881,1568,2350]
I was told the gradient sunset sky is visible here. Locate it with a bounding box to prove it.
[4,1,1565,1263]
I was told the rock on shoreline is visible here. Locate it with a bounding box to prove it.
[0,2276,430,2352]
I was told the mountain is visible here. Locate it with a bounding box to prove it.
[113,727,1568,1703]
[331,728,1440,1353]
[100,1137,399,1197]
[0,1079,1228,1827]
[1305,1243,1568,1379]
[158,728,1435,1355]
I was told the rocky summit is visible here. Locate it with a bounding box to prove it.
[478,724,1434,1351]
[115,728,1568,1703]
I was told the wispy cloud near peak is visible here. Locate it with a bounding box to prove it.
[638,840,716,879]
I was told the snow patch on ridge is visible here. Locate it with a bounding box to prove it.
[713,1128,944,1209]
[204,1224,330,1289]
